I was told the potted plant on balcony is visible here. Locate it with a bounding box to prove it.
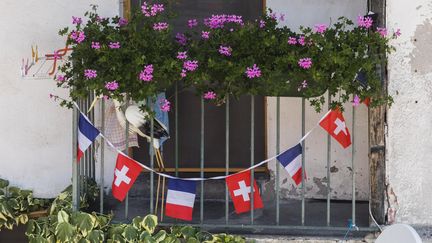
[180,12,396,111]
[56,3,397,112]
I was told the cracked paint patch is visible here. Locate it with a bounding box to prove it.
[313,177,328,196]
[386,184,399,224]
[330,166,339,173]
[409,19,432,75]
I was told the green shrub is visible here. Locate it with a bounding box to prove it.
[26,211,246,243]
[0,178,50,231]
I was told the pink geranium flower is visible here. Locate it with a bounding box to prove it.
[377,27,387,37]
[105,80,119,91]
[314,24,327,34]
[297,80,308,91]
[84,69,97,79]
[118,17,128,27]
[352,94,361,106]
[201,31,210,39]
[357,15,373,29]
[288,37,297,45]
[139,64,154,82]
[153,22,169,31]
[183,60,198,71]
[71,31,85,43]
[298,58,312,69]
[177,51,187,60]
[72,16,82,25]
[109,42,121,49]
[160,99,171,112]
[188,19,198,28]
[219,46,232,56]
[245,64,261,79]
[91,42,100,49]
[203,91,216,100]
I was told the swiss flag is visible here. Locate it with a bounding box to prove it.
[319,109,351,148]
[112,153,143,202]
[225,170,263,214]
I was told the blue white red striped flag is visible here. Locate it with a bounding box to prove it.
[276,143,304,185]
[165,179,196,221]
[77,113,100,162]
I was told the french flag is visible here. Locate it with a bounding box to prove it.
[277,143,304,185]
[165,179,196,221]
[77,113,100,162]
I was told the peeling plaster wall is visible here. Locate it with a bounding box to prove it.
[0,0,119,198]
[266,0,369,200]
[387,0,432,225]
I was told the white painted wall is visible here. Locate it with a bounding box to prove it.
[0,0,119,198]
[266,0,369,200]
[387,0,432,225]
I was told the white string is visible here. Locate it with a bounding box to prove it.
[75,102,324,181]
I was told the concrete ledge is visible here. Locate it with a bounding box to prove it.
[244,234,377,243]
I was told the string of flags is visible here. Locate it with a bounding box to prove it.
[75,104,352,221]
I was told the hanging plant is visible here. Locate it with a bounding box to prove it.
[57,4,180,112]
[181,12,397,111]
[56,3,398,112]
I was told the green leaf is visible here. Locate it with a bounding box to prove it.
[57,210,69,223]
[8,186,21,196]
[139,231,157,243]
[26,219,41,236]
[196,231,213,242]
[162,236,181,243]
[108,225,125,237]
[132,216,143,229]
[55,222,75,242]
[17,213,28,224]
[122,225,139,242]
[110,233,126,243]
[180,226,196,238]
[29,235,50,243]
[86,229,104,242]
[0,179,9,188]
[73,212,96,237]
[186,238,199,243]
[153,229,167,242]
[141,214,158,234]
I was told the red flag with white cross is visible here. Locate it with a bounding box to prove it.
[225,170,263,214]
[319,108,352,148]
[112,153,143,201]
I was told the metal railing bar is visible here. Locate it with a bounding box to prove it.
[124,98,130,219]
[84,97,89,181]
[301,98,306,225]
[72,105,79,212]
[80,100,85,196]
[326,93,331,226]
[90,92,96,179]
[78,100,83,197]
[225,96,230,225]
[100,99,105,214]
[150,100,155,214]
[200,98,205,224]
[250,96,255,225]
[352,101,356,226]
[175,82,179,177]
[276,97,280,225]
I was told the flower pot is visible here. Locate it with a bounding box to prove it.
[28,209,48,219]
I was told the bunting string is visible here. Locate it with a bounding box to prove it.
[74,101,334,181]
